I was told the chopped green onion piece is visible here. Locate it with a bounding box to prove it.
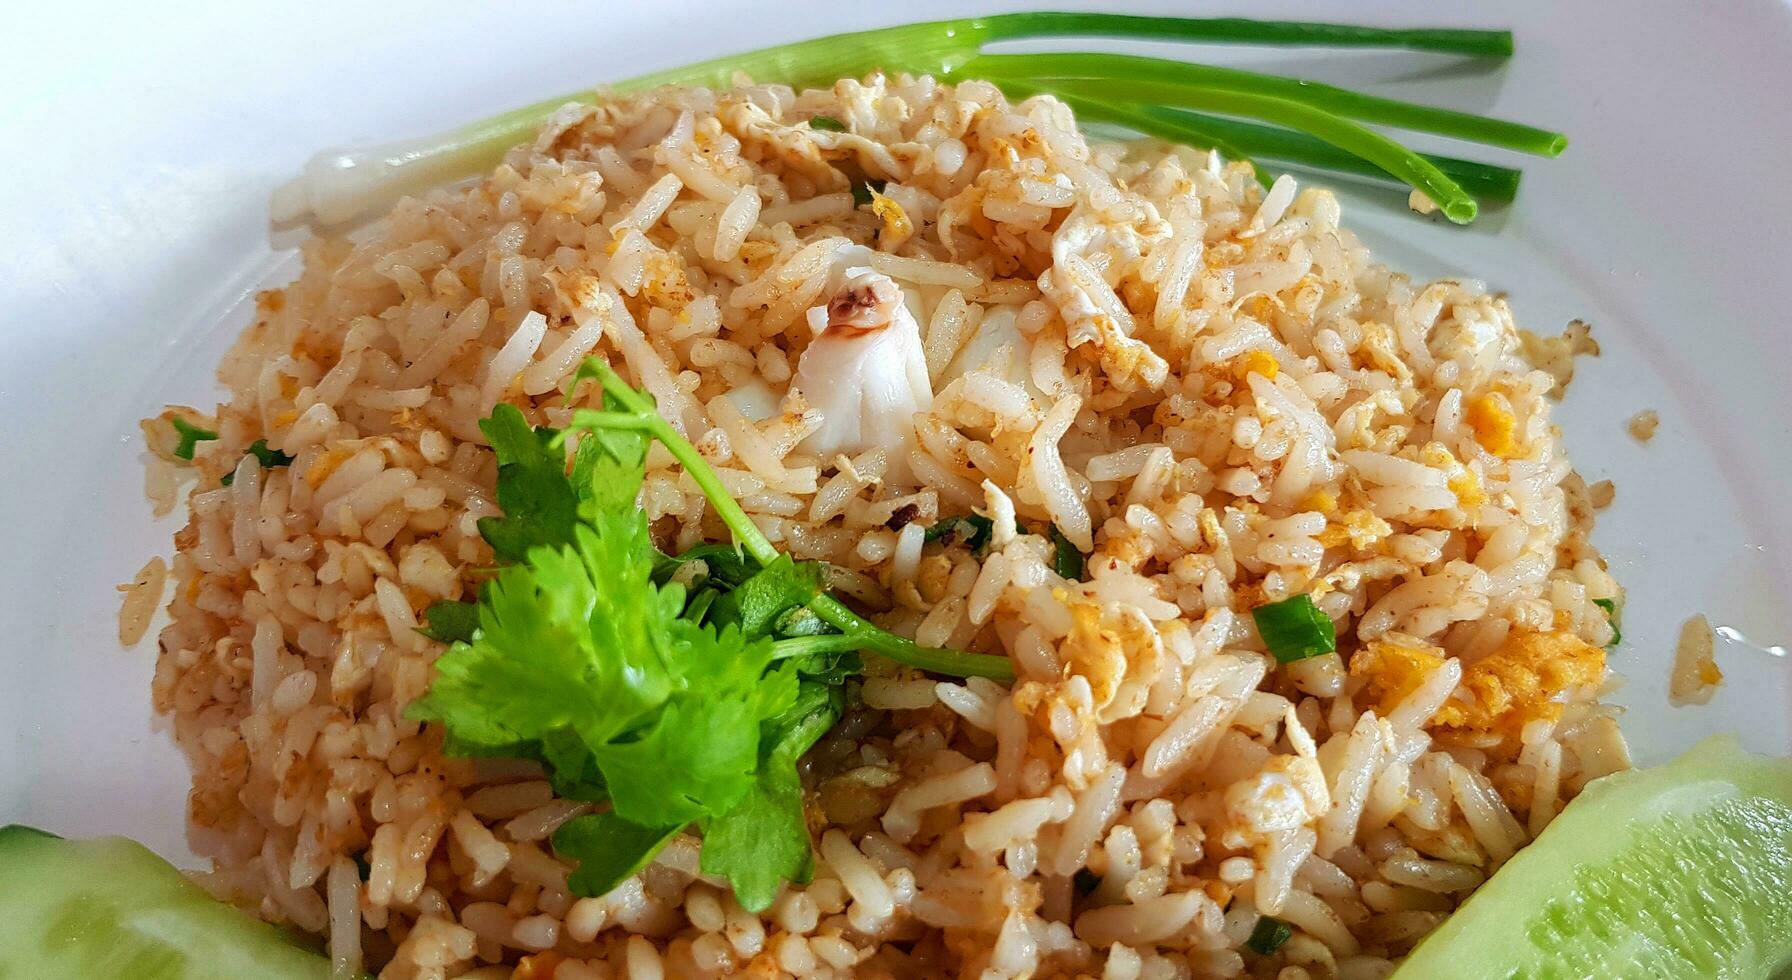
[1252,594,1337,663]
[925,514,995,553]
[169,417,218,461]
[245,439,295,469]
[1594,597,1622,648]
[221,439,296,486]
[1050,524,1085,580]
[809,115,846,131]
[1246,915,1293,955]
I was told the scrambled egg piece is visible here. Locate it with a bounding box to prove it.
[514,953,564,980]
[1316,508,1393,551]
[1449,466,1487,511]
[1237,349,1280,381]
[1300,488,1338,514]
[1062,601,1162,722]
[869,189,914,250]
[1350,640,1448,715]
[1420,442,1487,512]
[304,447,351,489]
[1434,630,1606,742]
[1465,392,1522,458]
[1358,321,1414,384]
[1352,631,1606,746]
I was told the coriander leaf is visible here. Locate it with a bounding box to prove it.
[698,768,810,913]
[476,404,582,561]
[408,509,680,751]
[1050,523,1086,580]
[170,417,218,461]
[553,812,684,898]
[593,619,799,826]
[418,600,480,644]
[707,556,826,640]
[700,682,842,911]
[569,392,648,517]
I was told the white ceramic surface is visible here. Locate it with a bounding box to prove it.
[3,0,1789,866]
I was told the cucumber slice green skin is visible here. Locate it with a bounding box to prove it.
[1395,736,1792,980]
[0,826,334,979]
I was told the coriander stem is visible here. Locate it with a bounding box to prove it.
[583,362,1016,683]
[768,634,869,660]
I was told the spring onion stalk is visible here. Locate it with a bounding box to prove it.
[1063,96,1521,203]
[1247,916,1295,955]
[962,52,1566,156]
[1006,74,1479,222]
[272,14,1541,226]
[1137,107,1522,202]
[573,363,1016,682]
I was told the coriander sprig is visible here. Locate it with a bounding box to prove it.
[409,358,1013,909]
[566,359,1013,681]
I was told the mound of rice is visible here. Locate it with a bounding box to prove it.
[137,73,1628,979]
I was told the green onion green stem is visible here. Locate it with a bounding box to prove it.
[1139,107,1522,202]
[967,13,1513,56]
[1251,595,1339,664]
[1062,97,1521,203]
[579,364,1015,682]
[962,52,1565,156]
[999,73,1479,222]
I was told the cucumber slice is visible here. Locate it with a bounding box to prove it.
[1395,736,1792,980]
[0,825,332,978]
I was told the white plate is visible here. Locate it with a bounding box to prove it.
[3,0,1789,865]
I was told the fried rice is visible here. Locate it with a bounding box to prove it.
[135,72,1628,979]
